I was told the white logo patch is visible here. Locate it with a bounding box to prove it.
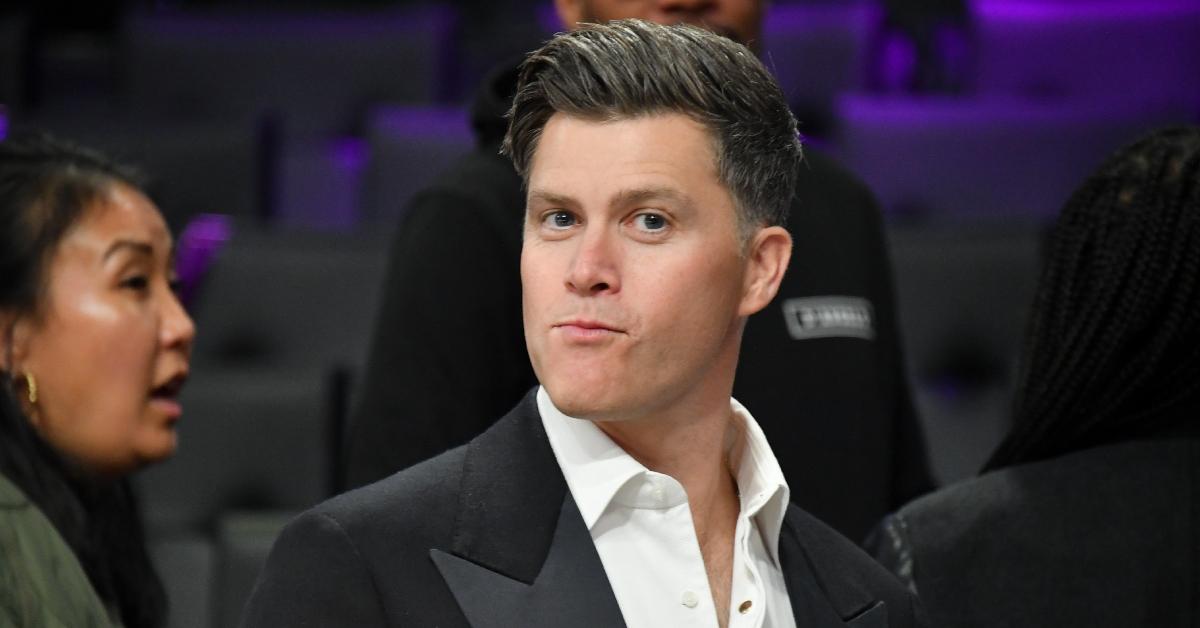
[782,296,874,340]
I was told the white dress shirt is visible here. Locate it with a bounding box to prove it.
[538,387,797,628]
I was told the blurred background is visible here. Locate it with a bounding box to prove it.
[2,0,1197,625]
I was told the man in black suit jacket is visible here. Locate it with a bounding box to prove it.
[245,21,925,627]
[345,0,933,543]
[244,393,924,627]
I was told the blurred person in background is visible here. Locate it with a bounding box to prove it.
[871,0,972,94]
[0,135,194,627]
[346,0,933,542]
[869,126,1200,628]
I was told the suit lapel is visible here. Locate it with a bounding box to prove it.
[432,390,626,628]
[432,496,625,628]
[779,506,886,627]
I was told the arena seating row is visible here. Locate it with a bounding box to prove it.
[973,0,1200,105]
[6,2,1199,230]
[833,95,1192,218]
[10,92,1191,237]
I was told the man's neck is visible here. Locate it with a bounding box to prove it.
[596,399,743,627]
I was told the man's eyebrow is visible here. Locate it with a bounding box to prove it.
[102,240,155,262]
[528,186,689,210]
[610,186,689,208]
[527,190,578,209]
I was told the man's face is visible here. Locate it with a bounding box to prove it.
[521,113,761,423]
[555,0,764,49]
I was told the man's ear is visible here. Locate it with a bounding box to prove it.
[553,0,585,29]
[738,225,791,318]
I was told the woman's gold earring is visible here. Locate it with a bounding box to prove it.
[23,372,37,405]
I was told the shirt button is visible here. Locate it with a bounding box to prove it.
[681,591,700,608]
[739,600,753,614]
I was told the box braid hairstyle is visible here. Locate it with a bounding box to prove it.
[985,126,1200,471]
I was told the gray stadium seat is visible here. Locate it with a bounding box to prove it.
[357,105,474,225]
[148,533,216,628]
[214,512,294,628]
[276,137,367,230]
[888,222,1044,483]
[834,95,1190,218]
[123,7,459,137]
[973,0,1200,110]
[761,1,880,135]
[8,116,264,231]
[187,226,388,374]
[137,369,334,534]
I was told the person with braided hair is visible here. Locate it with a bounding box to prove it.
[869,126,1200,628]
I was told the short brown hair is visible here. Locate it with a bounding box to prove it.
[502,19,802,240]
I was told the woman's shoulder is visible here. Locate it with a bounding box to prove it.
[0,474,118,627]
[901,438,1199,526]
[881,439,1199,627]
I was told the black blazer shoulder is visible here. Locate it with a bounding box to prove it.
[243,391,582,627]
[877,439,1200,628]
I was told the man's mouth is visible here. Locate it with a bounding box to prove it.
[555,319,621,332]
[554,319,625,340]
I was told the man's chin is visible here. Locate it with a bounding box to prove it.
[543,385,624,422]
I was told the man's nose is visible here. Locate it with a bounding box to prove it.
[565,227,621,295]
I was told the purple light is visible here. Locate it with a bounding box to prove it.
[877,32,918,92]
[368,106,471,141]
[175,214,233,308]
[537,1,562,36]
[136,6,457,39]
[972,0,1200,105]
[333,137,368,173]
[976,0,1200,21]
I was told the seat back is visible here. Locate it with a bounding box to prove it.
[358,105,475,225]
[835,95,1190,218]
[889,222,1044,483]
[137,370,334,534]
[123,7,459,137]
[187,227,387,373]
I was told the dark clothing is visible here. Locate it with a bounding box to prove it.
[245,390,928,628]
[345,61,933,541]
[869,439,1200,628]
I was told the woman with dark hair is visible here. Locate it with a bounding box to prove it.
[0,135,194,626]
[870,126,1200,627]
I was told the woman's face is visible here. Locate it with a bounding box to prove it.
[15,182,195,477]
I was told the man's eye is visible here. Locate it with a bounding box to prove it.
[632,212,668,232]
[543,211,577,229]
